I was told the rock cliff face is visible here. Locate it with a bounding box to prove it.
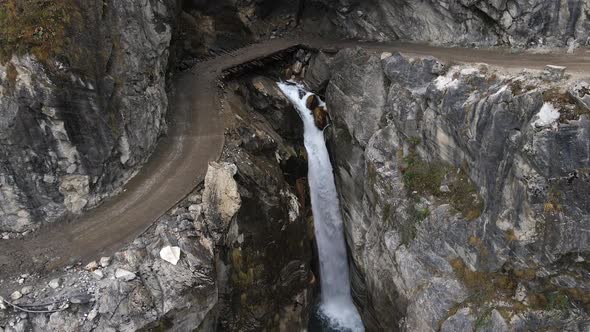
[0,0,177,233]
[2,0,589,330]
[0,71,313,331]
[172,0,306,70]
[0,72,314,332]
[216,78,314,330]
[306,48,590,330]
[2,0,587,235]
[308,0,590,47]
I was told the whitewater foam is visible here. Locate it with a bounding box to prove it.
[278,81,364,332]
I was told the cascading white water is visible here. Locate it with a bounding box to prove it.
[277,82,364,332]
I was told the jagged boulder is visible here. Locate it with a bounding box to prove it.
[246,76,303,139]
[203,162,241,237]
[305,94,321,110]
[305,94,330,130]
[304,51,334,92]
[571,81,590,111]
[313,106,330,130]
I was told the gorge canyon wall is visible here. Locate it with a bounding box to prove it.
[0,0,177,233]
[1,0,589,331]
[308,0,590,47]
[307,47,590,331]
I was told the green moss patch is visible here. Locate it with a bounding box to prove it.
[401,146,484,221]
[451,258,517,296]
[0,0,81,62]
[447,257,589,327]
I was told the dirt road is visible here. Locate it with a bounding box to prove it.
[0,37,587,282]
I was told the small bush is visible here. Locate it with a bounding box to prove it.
[402,152,447,195]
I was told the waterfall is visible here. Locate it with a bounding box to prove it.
[277,82,364,332]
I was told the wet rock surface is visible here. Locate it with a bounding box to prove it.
[312,106,330,130]
[306,49,590,330]
[218,77,314,331]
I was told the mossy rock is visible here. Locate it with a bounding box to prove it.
[401,148,484,221]
[0,0,82,62]
[543,87,589,122]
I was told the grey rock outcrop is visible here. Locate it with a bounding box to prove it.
[310,49,590,330]
[214,79,314,331]
[309,0,590,47]
[203,162,241,238]
[0,73,314,332]
[0,0,177,233]
[0,206,218,332]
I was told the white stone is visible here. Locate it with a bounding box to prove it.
[115,268,136,281]
[459,67,478,75]
[20,286,32,295]
[58,175,90,213]
[292,61,304,75]
[567,39,578,54]
[49,278,60,289]
[435,70,459,90]
[119,135,130,165]
[86,308,98,321]
[188,204,201,212]
[159,246,181,265]
[10,291,22,300]
[66,164,77,174]
[85,261,98,271]
[544,65,566,81]
[0,297,6,310]
[531,103,560,128]
[99,256,111,268]
[188,194,201,203]
[380,52,392,60]
[439,185,451,193]
[41,106,57,118]
[514,283,527,302]
[92,270,104,280]
[203,162,241,228]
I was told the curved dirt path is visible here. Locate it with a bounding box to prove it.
[0,39,298,280]
[0,37,588,282]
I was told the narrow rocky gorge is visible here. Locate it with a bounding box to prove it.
[0,52,317,330]
[1,1,589,331]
